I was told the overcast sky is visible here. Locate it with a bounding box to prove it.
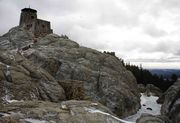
[1,0,180,69]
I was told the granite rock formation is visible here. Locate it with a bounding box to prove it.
[137,84,146,93]
[159,81,180,123]
[0,51,66,103]
[145,84,162,97]
[136,114,170,123]
[138,84,162,97]
[0,26,140,118]
[0,100,127,123]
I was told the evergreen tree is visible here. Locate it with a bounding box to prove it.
[171,73,178,82]
[124,62,176,92]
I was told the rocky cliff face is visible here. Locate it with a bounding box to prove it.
[138,84,162,97]
[0,51,66,103]
[0,100,128,123]
[158,81,180,123]
[0,26,140,119]
[136,114,170,123]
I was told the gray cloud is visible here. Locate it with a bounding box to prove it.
[1,0,180,68]
[144,25,167,38]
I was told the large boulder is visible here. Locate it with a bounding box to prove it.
[159,81,180,123]
[145,84,162,97]
[0,27,141,118]
[138,84,162,97]
[28,34,140,117]
[136,114,170,123]
[137,84,146,93]
[0,26,34,50]
[0,100,129,123]
[0,51,66,103]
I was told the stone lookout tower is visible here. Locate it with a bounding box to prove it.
[19,8,53,37]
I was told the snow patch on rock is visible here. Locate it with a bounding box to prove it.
[23,118,48,123]
[85,107,135,123]
[124,93,161,122]
[0,112,10,117]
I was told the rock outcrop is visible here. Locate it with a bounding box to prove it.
[28,33,141,117]
[145,84,162,97]
[0,26,140,118]
[0,100,128,123]
[137,84,146,93]
[159,81,180,123]
[136,114,170,123]
[0,51,66,103]
[138,84,162,97]
[0,26,34,50]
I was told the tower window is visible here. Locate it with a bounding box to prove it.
[42,25,45,28]
[31,16,34,19]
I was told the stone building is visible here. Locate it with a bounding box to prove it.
[19,8,53,37]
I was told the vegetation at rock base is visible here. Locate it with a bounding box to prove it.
[59,80,85,100]
[125,63,177,91]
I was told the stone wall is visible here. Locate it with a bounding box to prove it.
[34,19,53,37]
[19,8,53,37]
[19,8,37,26]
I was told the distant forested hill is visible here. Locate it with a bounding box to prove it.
[124,63,177,91]
[149,69,180,79]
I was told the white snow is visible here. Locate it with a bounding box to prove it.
[30,92,37,99]
[0,62,5,65]
[7,99,23,103]
[85,107,134,123]
[0,112,10,117]
[9,55,15,61]
[91,103,98,106]
[2,85,22,103]
[124,93,161,122]
[9,111,24,117]
[2,94,23,103]
[21,48,35,56]
[2,64,23,103]
[61,104,68,109]
[0,111,23,117]
[23,118,47,123]
[5,65,10,76]
[2,79,11,104]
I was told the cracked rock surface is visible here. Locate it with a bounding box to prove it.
[0,26,140,118]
